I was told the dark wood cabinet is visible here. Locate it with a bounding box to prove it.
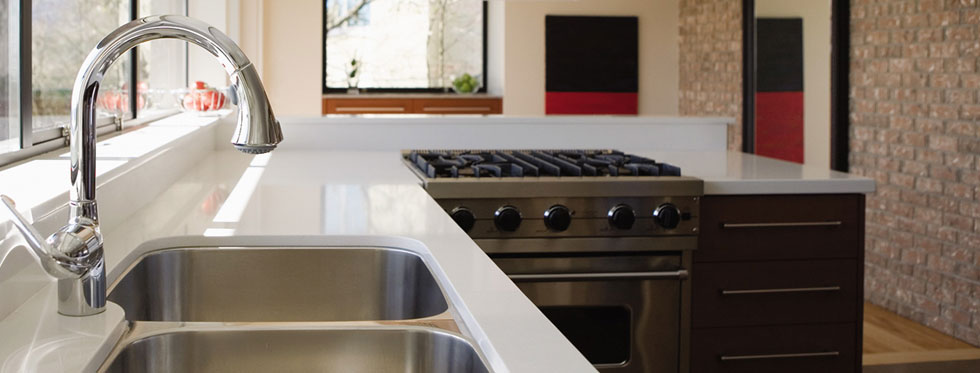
[697,194,863,262]
[691,323,857,373]
[322,95,502,115]
[412,98,502,114]
[693,259,859,327]
[323,98,411,114]
[691,194,865,373]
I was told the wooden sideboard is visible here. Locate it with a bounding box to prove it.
[691,194,865,372]
[322,94,502,115]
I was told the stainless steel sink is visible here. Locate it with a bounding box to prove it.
[108,247,450,322]
[99,326,491,373]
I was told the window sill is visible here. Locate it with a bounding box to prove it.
[323,93,500,99]
[0,110,232,223]
[322,95,502,115]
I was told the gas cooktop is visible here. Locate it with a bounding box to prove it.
[406,149,682,179]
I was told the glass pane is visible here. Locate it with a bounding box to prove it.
[0,0,18,154]
[137,0,187,117]
[753,0,832,166]
[32,0,132,133]
[539,306,632,365]
[324,0,483,90]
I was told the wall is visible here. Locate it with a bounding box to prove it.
[850,0,980,345]
[231,0,678,117]
[191,0,320,117]
[236,0,263,77]
[678,0,742,150]
[756,0,832,168]
[259,0,322,116]
[188,0,231,87]
[500,0,679,116]
[486,0,504,97]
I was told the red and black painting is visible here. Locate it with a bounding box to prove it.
[756,18,804,163]
[545,16,638,115]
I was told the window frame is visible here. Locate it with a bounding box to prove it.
[0,0,185,168]
[321,0,489,94]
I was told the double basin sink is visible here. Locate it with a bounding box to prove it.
[99,247,491,372]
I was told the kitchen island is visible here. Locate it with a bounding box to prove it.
[0,114,872,372]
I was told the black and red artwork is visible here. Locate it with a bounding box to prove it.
[545,16,638,115]
[756,18,805,163]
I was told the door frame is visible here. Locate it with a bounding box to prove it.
[742,0,850,172]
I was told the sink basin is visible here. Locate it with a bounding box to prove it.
[100,326,491,373]
[108,247,449,322]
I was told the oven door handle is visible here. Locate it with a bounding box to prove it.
[508,269,689,282]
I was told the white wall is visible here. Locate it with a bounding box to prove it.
[499,0,679,116]
[756,0,832,168]
[486,0,505,96]
[188,0,232,88]
[227,0,681,117]
[259,0,322,116]
[236,0,264,76]
[185,0,320,116]
[142,0,187,96]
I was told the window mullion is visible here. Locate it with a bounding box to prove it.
[17,0,32,149]
[128,0,138,119]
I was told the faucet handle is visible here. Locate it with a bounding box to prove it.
[1,195,54,255]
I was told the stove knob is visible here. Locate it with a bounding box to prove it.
[450,207,476,233]
[653,203,682,230]
[494,205,522,232]
[608,204,636,230]
[544,205,572,232]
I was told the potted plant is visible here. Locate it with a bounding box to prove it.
[451,73,480,95]
[346,57,361,94]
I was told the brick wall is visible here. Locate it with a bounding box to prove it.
[678,0,743,150]
[850,0,980,345]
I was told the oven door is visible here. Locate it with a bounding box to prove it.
[493,254,686,373]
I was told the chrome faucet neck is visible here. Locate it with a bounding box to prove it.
[2,15,281,316]
[70,14,280,216]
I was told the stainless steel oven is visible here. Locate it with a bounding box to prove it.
[491,251,689,373]
[405,150,702,373]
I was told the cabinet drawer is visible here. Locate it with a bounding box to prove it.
[693,260,858,327]
[692,323,857,373]
[324,98,411,114]
[696,194,863,262]
[413,98,502,114]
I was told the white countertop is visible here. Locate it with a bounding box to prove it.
[633,150,876,195]
[1,148,597,373]
[0,114,873,372]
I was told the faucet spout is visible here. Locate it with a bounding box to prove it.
[1,15,281,316]
[71,15,283,218]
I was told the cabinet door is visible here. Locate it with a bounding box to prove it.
[323,98,411,114]
[693,260,859,327]
[692,323,857,373]
[697,194,863,262]
[412,98,502,114]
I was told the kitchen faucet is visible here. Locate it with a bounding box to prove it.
[0,15,282,316]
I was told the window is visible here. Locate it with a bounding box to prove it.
[0,0,18,154]
[137,0,188,117]
[32,0,133,135]
[0,0,188,164]
[322,0,486,92]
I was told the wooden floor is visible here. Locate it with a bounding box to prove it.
[863,302,980,366]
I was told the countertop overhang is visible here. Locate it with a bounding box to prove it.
[0,114,873,372]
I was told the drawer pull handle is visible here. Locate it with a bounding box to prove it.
[422,106,492,112]
[509,269,688,282]
[335,107,406,112]
[720,351,840,361]
[721,286,841,295]
[722,221,842,229]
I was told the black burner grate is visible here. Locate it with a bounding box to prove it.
[407,150,681,178]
